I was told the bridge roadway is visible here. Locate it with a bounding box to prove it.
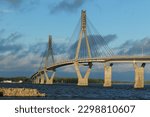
[32,55,150,77]
[46,56,150,70]
[31,56,150,88]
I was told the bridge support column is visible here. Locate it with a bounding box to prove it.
[40,73,45,84]
[103,63,113,87]
[32,78,35,84]
[35,76,40,84]
[32,76,36,84]
[74,62,92,86]
[44,70,55,84]
[134,63,145,88]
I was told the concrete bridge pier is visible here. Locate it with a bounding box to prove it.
[35,76,40,84]
[32,77,36,84]
[103,63,113,87]
[44,70,55,84]
[74,62,92,86]
[134,63,145,88]
[77,76,88,86]
[40,73,45,84]
[32,76,38,84]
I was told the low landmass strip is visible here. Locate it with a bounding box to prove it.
[0,88,45,97]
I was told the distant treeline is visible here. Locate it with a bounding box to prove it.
[53,78,133,84]
[53,78,104,84]
[145,81,150,84]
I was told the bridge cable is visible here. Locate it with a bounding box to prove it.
[87,17,114,56]
[87,24,105,57]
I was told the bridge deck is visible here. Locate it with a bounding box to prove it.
[31,56,150,78]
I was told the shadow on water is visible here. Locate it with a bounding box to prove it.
[0,83,150,100]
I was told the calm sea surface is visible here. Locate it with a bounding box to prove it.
[0,83,150,100]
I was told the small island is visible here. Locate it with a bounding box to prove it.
[0,88,45,97]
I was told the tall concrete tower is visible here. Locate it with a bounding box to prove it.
[75,10,91,60]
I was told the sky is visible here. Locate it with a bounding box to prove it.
[0,0,150,80]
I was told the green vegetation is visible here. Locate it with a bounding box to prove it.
[54,78,104,84]
[144,81,150,84]
[112,81,132,84]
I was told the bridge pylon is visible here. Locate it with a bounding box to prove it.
[32,77,35,84]
[45,35,55,66]
[74,62,92,86]
[134,63,145,88]
[44,69,55,84]
[35,75,40,84]
[75,10,91,59]
[44,35,56,84]
[39,72,45,84]
[74,10,92,86]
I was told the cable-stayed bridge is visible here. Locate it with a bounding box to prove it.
[31,10,150,88]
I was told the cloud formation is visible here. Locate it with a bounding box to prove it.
[0,30,41,75]
[0,31,23,54]
[0,0,23,8]
[50,0,86,14]
[0,0,39,15]
[0,9,14,14]
[5,0,23,6]
[116,37,150,55]
[0,30,70,77]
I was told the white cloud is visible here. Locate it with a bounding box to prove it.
[0,52,42,71]
[0,9,14,14]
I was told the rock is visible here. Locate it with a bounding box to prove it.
[0,88,45,97]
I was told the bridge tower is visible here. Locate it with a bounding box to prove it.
[36,35,55,85]
[74,10,92,86]
[44,35,55,84]
[45,35,55,66]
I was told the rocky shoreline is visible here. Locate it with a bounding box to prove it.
[0,88,45,97]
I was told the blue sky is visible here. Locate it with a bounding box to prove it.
[1,0,150,44]
[0,0,150,80]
